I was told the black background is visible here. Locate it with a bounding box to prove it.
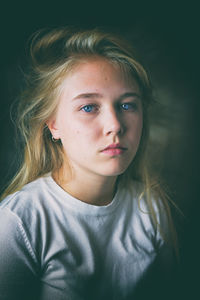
[0,1,199,298]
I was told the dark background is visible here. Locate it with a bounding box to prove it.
[0,1,199,298]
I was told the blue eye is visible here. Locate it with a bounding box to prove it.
[121,103,130,110]
[81,105,94,113]
[121,102,138,112]
[121,103,136,111]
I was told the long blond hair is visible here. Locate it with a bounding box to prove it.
[1,26,178,256]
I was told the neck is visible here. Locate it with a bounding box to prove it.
[53,166,119,206]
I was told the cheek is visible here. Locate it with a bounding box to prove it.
[74,119,101,137]
[61,120,100,145]
[127,115,143,137]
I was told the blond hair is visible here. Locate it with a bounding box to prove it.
[1,26,178,256]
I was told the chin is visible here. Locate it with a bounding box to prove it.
[110,161,131,174]
[100,166,128,177]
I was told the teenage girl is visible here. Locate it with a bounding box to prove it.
[0,27,177,300]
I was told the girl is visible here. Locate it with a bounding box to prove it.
[0,27,177,300]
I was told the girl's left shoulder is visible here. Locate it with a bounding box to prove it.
[125,179,175,247]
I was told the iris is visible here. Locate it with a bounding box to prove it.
[81,105,95,113]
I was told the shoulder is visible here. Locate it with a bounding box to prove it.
[0,175,56,243]
[123,180,173,245]
[0,174,53,216]
[126,179,169,220]
[0,175,58,262]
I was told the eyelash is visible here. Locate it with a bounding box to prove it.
[80,102,138,113]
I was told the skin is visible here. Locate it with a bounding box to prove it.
[48,57,143,206]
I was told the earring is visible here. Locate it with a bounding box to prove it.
[52,136,59,142]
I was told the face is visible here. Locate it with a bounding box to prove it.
[48,58,143,180]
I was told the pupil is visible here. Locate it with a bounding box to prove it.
[85,106,91,112]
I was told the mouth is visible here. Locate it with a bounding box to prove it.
[101,143,127,156]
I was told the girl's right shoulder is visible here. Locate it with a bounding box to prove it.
[0,174,52,220]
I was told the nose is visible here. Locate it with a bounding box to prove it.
[103,107,124,136]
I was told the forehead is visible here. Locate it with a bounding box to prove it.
[60,57,141,94]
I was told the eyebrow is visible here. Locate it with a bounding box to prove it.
[72,92,141,101]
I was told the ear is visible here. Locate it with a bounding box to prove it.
[46,118,60,140]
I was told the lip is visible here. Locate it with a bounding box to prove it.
[102,143,126,150]
[101,143,127,155]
